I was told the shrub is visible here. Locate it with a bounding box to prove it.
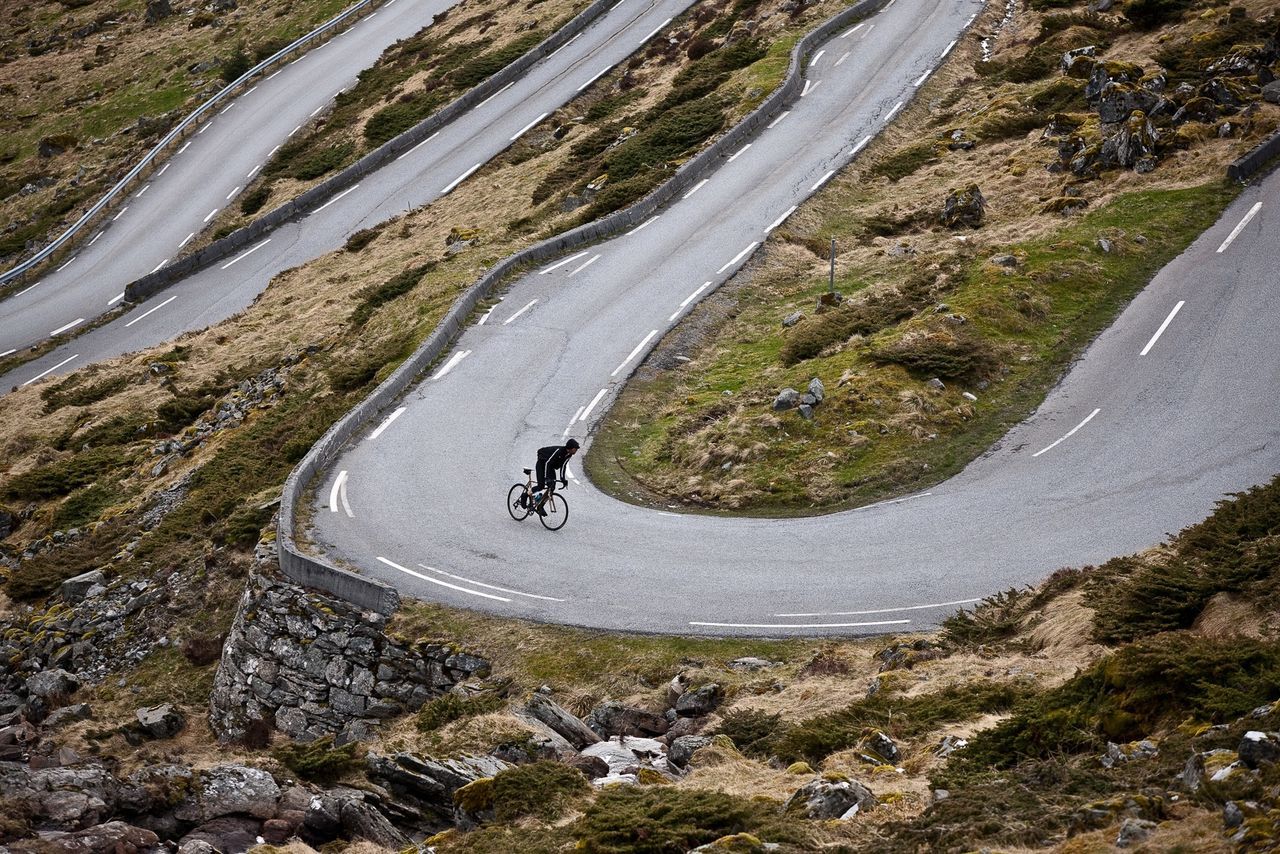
[1123,0,1195,29]
[490,761,589,821]
[156,383,228,433]
[605,99,726,181]
[364,99,433,146]
[575,787,812,853]
[712,708,783,758]
[239,183,271,216]
[416,691,504,733]
[872,327,996,380]
[6,525,124,601]
[291,143,353,180]
[940,588,1033,648]
[3,447,128,501]
[328,341,403,393]
[344,227,381,253]
[52,482,118,530]
[349,262,434,327]
[451,32,543,88]
[772,681,1029,764]
[221,46,251,83]
[779,285,927,365]
[871,141,938,181]
[41,374,127,412]
[273,734,361,785]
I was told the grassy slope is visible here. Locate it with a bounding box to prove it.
[0,0,355,275]
[586,0,1276,513]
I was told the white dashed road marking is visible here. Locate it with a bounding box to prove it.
[442,163,481,194]
[690,619,910,629]
[727,143,751,162]
[112,207,128,221]
[417,564,564,602]
[810,50,825,66]
[810,169,835,191]
[568,254,601,276]
[21,355,79,387]
[626,216,659,236]
[329,470,353,517]
[431,350,471,379]
[50,318,84,336]
[1032,408,1100,458]
[503,300,538,325]
[179,232,195,249]
[717,242,759,275]
[611,330,658,376]
[775,597,982,617]
[313,184,360,213]
[124,295,176,328]
[579,388,608,422]
[670,281,711,321]
[1139,301,1185,356]
[767,111,790,129]
[203,208,219,223]
[539,251,589,274]
[368,407,406,440]
[1217,202,1262,253]
[576,67,610,92]
[684,179,709,199]
[397,131,439,161]
[221,238,271,270]
[511,112,549,141]
[765,206,797,234]
[149,258,169,274]
[642,17,672,43]
[840,22,865,38]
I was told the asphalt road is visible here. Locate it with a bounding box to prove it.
[0,0,445,359]
[1,0,699,391]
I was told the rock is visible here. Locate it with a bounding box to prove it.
[27,669,80,701]
[1085,61,1145,104]
[38,134,79,158]
[1097,112,1158,172]
[932,788,950,803]
[857,729,899,764]
[669,735,713,768]
[1116,817,1157,847]
[782,311,803,328]
[1096,81,1161,123]
[783,775,876,819]
[1264,81,1280,105]
[807,377,824,404]
[664,715,705,741]
[341,797,410,848]
[1238,731,1280,768]
[727,657,778,671]
[1061,45,1097,78]
[877,639,943,671]
[1224,801,1244,829]
[180,816,261,854]
[786,762,814,775]
[675,684,722,717]
[990,254,1018,268]
[961,391,977,402]
[925,377,945,391]
[689,833,774,853]
[260,818,293,844]
[1097,237,1113,253]
[43,704,93,728]
[0,765,119,830]
[1171,96,1218,125]
[0,506,13,539]
[60,570,105,604]
[567,754,611,779]
[772,388,800,411]
[174,765,281,823]
[135,704,185,740]
[526,693,601,749]
[665,673,690,707]
[585,701,669,738]
[1100,739,1158,768]
[178,841,220,854]
[6,821,158,854]
[366,752,509,826]
[797,404,814,421]
[580,736,669,783]
[145,0,173,24]
[940,184,986,229]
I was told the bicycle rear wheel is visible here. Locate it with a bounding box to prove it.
[507,483,531,521]
[539,493,569,531]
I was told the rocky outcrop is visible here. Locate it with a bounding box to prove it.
[783,774,877,819]
[941,185,986,229]
[365,753,509,830]
[210,567,490,744]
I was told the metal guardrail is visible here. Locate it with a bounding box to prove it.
[276,0,914,613]
[0,0,383,289]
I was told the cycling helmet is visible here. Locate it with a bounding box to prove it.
[566,438,581,450]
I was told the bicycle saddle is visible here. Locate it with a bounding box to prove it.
[523,468,532,475]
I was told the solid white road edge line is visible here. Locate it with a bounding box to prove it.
[21,355,79,387]
[124,295,177,328]
[1032,408,1101,458]
[503,300,538,324]
[1139,300,1185,356]
[368,407,406,440]
[766,111,790,129]
[329,470,353,517]
[563,406,584,437]
[765,205,797,234]
[313,184,360,213]
[568,254,601,276]
[418,564,565,602]
[684,178,709,199]
[626,216,659,236]
[377,557,510,602]
[1216,202,1262,253]
[611,329,659,376]
[776,596,982,617]
[539,251,589,274]
[397,131,439,161]
[511,111,549,141]
[810,49,825,67]
[810,169,835,191]
[690,619,910,629]
[717,242,758,274]
[727,143,751,162]
[441,163,481,194]
[50,318,84,336]
[579,388,608,422]
[576,67,610,92]
[221,238,272,270]
[642,17,673,43]
[431,350,471,380]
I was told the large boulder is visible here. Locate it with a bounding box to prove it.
[173,765,280,823]
[941,184,986,229]
[179,816,261,854]
[585,701,669,738]
[772,388,800,411]
[1085,60,1145,103]
[1239,731,1280,768]
[26,669,81,701]
[365,752,509,828]
[580,736,670,784]
[668,735,713,768]
[1264,80,1280,105]
[675,684,722,717]
[1097,112,1158,173]
[1061,45,1097,78]
[60,570,105,604]
[1096,81,1162,123]
[0,765,119,830]
[525,693,600,749]
[134,704,185,740]
[5,821,158,854]
[783,775,876,819]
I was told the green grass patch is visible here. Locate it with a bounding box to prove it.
[415,691,505,733]
[490,760,590,822]
[273,734,362,785]
[3,447,131,502]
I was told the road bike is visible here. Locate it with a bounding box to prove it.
[507,468,569,531]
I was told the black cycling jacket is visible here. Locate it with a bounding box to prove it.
[536,445,573,482]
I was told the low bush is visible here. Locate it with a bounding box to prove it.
[239,183,271,216]
[156,383,228,433]
[180,633,227,666]
[52,482,118,530]
[940,588,1034,648]
[3,447,128,501]
[871,326,996,380]
[490,761,589,822]
[291,143,353,180]
[344,227,381,253]
[575,787,812,853]
[1123,0,1195,29]
[451,31,544,88]
[779,288,923,365]
[712,708,784,758]
[772,681,1029,764]
[273,734,361,785]
[349,262,434,327]
[871,142,938,182]
[415,691,504,733]
[221,47,251,83]
[6,525,125,601]
[41,374,128,412]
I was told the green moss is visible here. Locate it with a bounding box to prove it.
[273,734,361,785]
[415,691,504,733]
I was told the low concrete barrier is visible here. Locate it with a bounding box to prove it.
[1227,126,1280,182]
[278,0,900,611]
[125,0,625,304]
[2,0,385,290]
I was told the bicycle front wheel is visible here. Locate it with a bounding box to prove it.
[539,493,569,531]
[507,483,531,521]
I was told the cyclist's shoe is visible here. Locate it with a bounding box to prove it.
[519,493,529,509]
[536,504,548,517]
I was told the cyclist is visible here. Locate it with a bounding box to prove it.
[529,438,579,515]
